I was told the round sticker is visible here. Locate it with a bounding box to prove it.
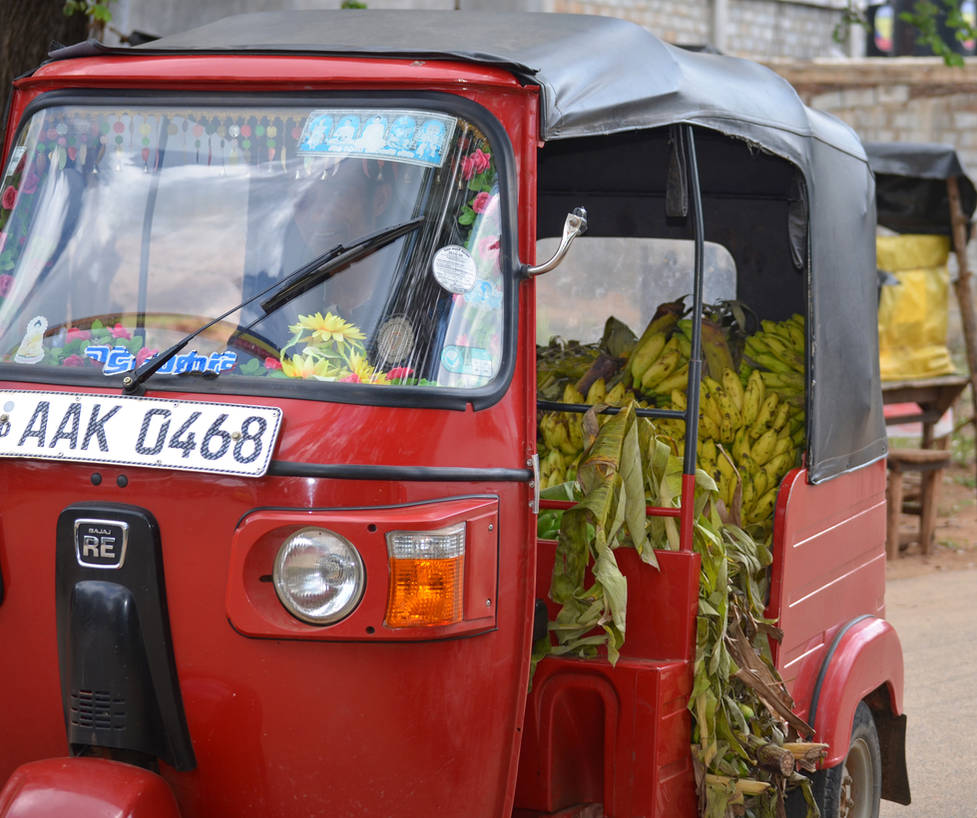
[432,245,477,294]
[377,317,415,366]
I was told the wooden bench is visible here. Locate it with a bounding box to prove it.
[886,447,952,559]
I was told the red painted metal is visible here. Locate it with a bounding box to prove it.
[764,459,902,764]
[226,497,499,640]
[516,657,697,818]
[810,617,905,767]
[0,758,181,818]
[517,542,700,815]
[539,498,682,518]
[0,41,907,818]
[0,54,542,818]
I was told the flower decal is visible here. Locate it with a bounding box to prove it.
[472,192,493,214]
[135,347,159,368]
[281,352,334,380]
[1,186,16,211]
[462,148,491,180]
[289,311,366,345]
[457,141,498,233]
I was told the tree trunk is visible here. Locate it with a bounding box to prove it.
[1,1,88,128]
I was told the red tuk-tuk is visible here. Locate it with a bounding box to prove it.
[0,11,908,818]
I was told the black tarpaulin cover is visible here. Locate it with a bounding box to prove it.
[865,141,977,237]
[42,11,885,483]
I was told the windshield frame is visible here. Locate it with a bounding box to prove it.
[0,89,519,412]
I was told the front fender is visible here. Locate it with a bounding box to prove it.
[810,615,904,766]
[0,758,181,818]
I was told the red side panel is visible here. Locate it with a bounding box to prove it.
[0,758,181,818]
[766,461,897,738]
[516,658,696,818]
[515,545,700,817]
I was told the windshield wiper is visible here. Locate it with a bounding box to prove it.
[121,217,423,394]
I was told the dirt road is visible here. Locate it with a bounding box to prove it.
[879,465,977,817]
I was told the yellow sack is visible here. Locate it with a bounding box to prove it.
[877,235,956,381]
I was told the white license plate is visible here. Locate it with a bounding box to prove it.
[0,390,283,477]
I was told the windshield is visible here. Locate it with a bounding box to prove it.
[0,100,507,392]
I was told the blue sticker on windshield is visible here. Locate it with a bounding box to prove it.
[298,109,456,168]
[85,345,237,377]
[441,345,494,378]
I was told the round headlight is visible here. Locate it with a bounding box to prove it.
[273,528,365,625]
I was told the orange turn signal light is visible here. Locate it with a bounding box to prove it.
[385,523,465,628]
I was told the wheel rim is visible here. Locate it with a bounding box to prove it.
[839,736,875,818]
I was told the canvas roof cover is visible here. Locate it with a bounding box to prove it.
[865,140,977,237]
[44,11,885,482]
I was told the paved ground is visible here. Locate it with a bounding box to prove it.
[879,567,977,817]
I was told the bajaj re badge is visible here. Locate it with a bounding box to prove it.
[74,518,129,569]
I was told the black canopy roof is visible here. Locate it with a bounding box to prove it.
[864,141,976,237]
[43,11,884,483]
[53,11,864,156]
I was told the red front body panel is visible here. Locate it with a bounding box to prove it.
[0,54,543,818]
[0,399,534,817]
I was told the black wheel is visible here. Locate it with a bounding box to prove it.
[820,701,882,818]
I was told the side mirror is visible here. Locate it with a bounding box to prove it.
[524,207,588,277]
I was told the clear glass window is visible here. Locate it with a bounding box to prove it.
[535,236,736,344]
[0,101,507,392]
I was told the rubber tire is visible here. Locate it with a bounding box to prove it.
[818,701,883,818]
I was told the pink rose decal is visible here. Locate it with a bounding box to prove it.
[66,327,91,343]
[338,373,361,383]
[135,347,159,367]
[110,323,131,339]
[472,192,493,214]
[1,186,17,210]
[62,355,85,367]
[386,367,414,380]
[264,356,282,370]
[0,274,12,298]
[462,148,491,180]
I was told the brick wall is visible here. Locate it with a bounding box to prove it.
[541,0,856,58]
[767,58,977,180]
[767,57,977,357]
[115,0,858,59]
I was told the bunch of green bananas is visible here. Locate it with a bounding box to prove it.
[537,309,807,536]
[741,314,805,402]
[656,314,807,538]
[537,379,641,489]
[700,368,802,528]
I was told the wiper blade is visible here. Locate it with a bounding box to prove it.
[121,217,423,395]
[259,216,423,315]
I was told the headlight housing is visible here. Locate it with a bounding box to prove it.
[273,527,365,625]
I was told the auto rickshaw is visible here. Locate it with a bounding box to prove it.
[0,11,908,818]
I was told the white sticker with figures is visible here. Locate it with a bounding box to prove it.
[14,316,47,364]
[298,109,457,169]
[432,245,477,294]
